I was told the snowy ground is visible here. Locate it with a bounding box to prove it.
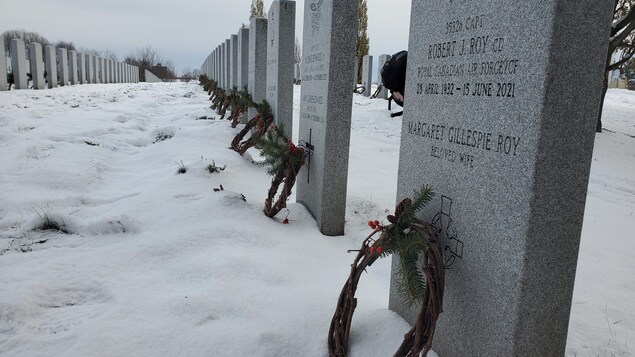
[0,83,633,356]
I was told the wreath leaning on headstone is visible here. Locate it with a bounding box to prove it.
[255,123,306,218]
[229,87,253,128]
[230,100,274,155]
[328,186,445,357]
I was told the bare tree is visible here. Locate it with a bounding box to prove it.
[598,0,635,132]
[101,49,118,61]
[250,0,265,19]
[125,45,176,81]
[2,29,50,60]
[56,41,76,51]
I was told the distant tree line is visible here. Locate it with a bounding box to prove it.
[1,29,181,83]
[123,45,176,82]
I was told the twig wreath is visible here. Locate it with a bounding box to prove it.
[199,75,306,219]
[255,124,306,218]
[328,186,445,357]
[230,100,273,155]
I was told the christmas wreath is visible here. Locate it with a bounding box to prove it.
[328,186,445,357]
[229,87,253,128]
[230,100,274,155]
[255,124,306,218]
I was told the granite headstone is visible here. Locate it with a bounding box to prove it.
[29,43,45,90]
[248,17,268,120]
[45,45,58,89]
[237,27,250,89]
[297,0,357,236]
[10,39,28,89]
[230,34,239,88]
[69,50,78,85]
[0,36,7,91]
[224,39,231,89]
[389,1,613,355]
[266,0,296,134]
[377,54,391,99]
[78,52,86,84]
[57,48,69,86]
[361,54,372,97]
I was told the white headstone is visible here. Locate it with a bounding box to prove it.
[45,45,58,89]
[266,0,296,134]
[10,39,28,89]
[0,36,7,91]
[29,43,45,90]
[361,54,372,97]
[69,50,78,85]
[57,48,69,86]
[78,52,86,84]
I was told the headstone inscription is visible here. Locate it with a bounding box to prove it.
[45,45,58,89]
[266,0,296,134]
[296,0,358,236]
[389,1,613,356]
[29,43,45,90]
[377,54,391,99]
[69,50,78,85]
[361,54,372,97]
[0,36,7,91]
[248,17,268,121]
[57,48,69,86]
[10,39,28,89]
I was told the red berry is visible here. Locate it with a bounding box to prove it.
[374,220,380,226]
[377,246,383,254]
[283,218,289,224]
[367,221,376,229]
[369,246,376,253]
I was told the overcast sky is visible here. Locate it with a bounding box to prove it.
[1,0,411,76]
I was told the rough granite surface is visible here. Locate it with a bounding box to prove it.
[11,39,28,89]
[29,43,45,90]
[389,1,613,355]
[266,0,296,135]
[296,0,358,236]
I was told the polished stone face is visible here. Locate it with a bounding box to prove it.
[389,0,613,355]
[296,0,358,236]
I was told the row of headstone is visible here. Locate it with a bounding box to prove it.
[201,0,611,355]
[1,36,140,91]
[353,54,391,99]
[200,1,297,129]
